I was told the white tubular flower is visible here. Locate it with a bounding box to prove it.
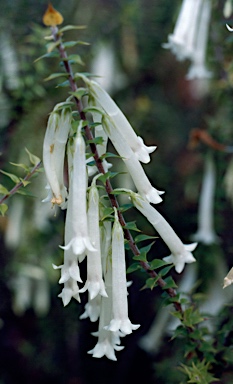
[42,104,72,208]
[131,193,197,273]
[105,208,140,335]
[163,0,203,61]
[79,176,107,300]
[102,116,163,204]
[192,154,218,245]
[60,123,95,256]
[186,0,212,80]
[85,78,156,164]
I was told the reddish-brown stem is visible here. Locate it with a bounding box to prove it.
[0,161,42,205]
[50,26,182,313]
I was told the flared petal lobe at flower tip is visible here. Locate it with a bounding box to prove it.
[105,319,140,335]
[60,236,96,255]
[226,23,233,32]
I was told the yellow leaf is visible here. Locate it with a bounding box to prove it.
[42,3,64,27]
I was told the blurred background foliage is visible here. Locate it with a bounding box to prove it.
[1,0,233,383]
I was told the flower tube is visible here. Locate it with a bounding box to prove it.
[84,78,156,164]
[42,104,72,208]
[79,176,107,300]
[60,123,95,255]
[105,208,140,335]
[131,193,197,273]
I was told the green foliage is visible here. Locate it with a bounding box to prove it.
[179,361,219,384]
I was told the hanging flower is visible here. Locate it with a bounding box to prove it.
[79,175,107,300]
[84,78,156,164]
[131,192,197,273]
[102,116,163,204]
[104,208,140,335]
[163,0,212,79]
[192,154,219,245]
[186,0,212,80]
[60,122,95,255]
[42,104,72,208]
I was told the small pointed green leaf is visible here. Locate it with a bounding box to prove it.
[34,51,59,62]
[59,25,86,33]
[46,40,61,53]
[56,80,70,88]
[0,170,20,184]
[123,221,141,232]
[63,41,90,49]
[0,204,8,216]
[67,54,84,65]
[19,179,31,187]
[126,263,142,274]
[150,259,169,270]
[9,162,30,172]
[162,276,178,289]
[25,148,41,166]
[44,72,69,82]
[69,88,87,99]
[0,185,9,195]
[135,234,158,243]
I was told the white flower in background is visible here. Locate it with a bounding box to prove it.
[42,104,72,208]
[163,0,212,79]
[79,176,107,300]
[105,208,140,335]
[224,157,233,206]
[186,0,212,80]
[131,192,197,273]
[60,123,95,256]
[224,0,233,18]
[163,0,202,61]
[102,116,163,204]
[192,154,219,245]
[84,78,156,164]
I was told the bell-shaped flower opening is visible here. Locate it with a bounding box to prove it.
[60,123,95,256]
[131,193,197,273]
[79,176,107,300]
[58,278,80,306]
[192,154,219,245]
[80,294,101,322]
[104,208,140,335]
[102,116,163,204]
[85,78,156,163]
[42,104,72,208]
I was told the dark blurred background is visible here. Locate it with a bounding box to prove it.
[1,1,233,383]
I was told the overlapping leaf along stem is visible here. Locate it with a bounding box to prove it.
[50,26,182,313]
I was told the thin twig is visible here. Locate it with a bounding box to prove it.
[0,161,42,205]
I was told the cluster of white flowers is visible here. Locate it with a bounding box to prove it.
[163,0,212,80]
[42,79,197,359]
